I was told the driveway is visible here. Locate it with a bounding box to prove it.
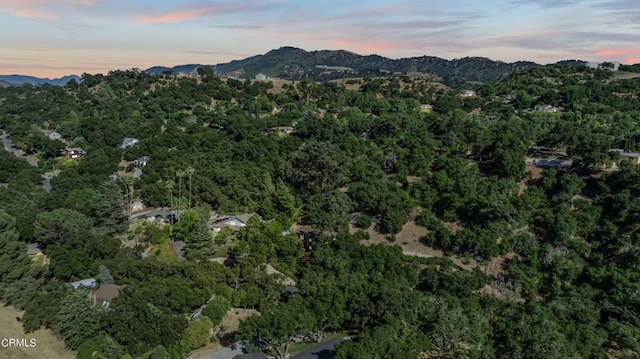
[293,338,346,359]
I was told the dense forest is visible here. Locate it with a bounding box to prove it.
[1,63,640,358]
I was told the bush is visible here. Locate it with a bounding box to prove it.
[356,214,372,229]
[202,296,232,326]
[185,317,213,351]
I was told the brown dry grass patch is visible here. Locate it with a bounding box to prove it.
[0,305,74,359]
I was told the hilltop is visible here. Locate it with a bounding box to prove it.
[146,46,539,87]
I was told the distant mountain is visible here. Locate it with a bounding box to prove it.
[0,74,80,86]
[555,60,588,67]
[0,80,11,88]
[145,64,215,76]
[147,47,540,86]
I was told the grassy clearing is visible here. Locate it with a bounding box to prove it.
[0,304,74,359]
[149,239,179,262]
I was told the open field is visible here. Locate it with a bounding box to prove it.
[0,305,74,359]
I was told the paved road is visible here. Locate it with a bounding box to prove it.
[189,344,245,359]
[293,338,346,359]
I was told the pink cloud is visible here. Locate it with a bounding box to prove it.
[136,3,257,24]
[0,0,98,20]
[624,57,640,64]
[594,48,640,57]
[137,9,205,24]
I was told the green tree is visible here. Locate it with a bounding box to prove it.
[91,181,128,236]
[56,289,102,350]
[34,208,94,246]
[184,316,213,351]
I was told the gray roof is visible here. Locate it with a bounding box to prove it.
[69,278,96,289]
[27,243,42,256]
[610,149,640,158]
[120,137,139,149]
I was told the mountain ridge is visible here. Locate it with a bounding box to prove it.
[0,74,80,86]
[145,46,541,86]
[5,47,638,86]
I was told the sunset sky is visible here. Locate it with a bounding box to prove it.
[1,0,639,78]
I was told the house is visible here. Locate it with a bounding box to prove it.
[130,198,145,213]
[210,213,262,232]
[43,130,62,141]
[420,104,433,113]
[268,126,295,136]
[63,147,85,159]
[91,284,123,309]
[533,104,557,113]
[295,225,318,250]
[254,73,267,80]
[609,149,640,165]
[135,156,149,167]
[69,278,96,289]
[26,243,43,259]
[120,137,139,149]
[461,90,477,98]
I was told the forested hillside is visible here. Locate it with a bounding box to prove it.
[1,64,640,358]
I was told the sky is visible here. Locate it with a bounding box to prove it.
[1,0,639,78]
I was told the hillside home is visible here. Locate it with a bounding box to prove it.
[69,278,96,289]
[534,104,558,113]
[130,198,145,213]
[135,156,149,167]
[26,243,43,259]
[43,130,62,141]
[268,126,295,136]
[461,90,477,98]
[63,147,85,159]
[120,137,139,149]
[420,104,433,113]
[91,284,123,309]
[210,213,263,232]
[255,73,267,80]
[609,149,640,165]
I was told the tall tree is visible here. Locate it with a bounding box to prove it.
[56,289,102,350]
[91,181,128,236]
[186,167,195,210]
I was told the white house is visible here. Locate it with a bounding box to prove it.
[210,213,262,232]
[120,137,139,149]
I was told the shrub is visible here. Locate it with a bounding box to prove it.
[202,296,231,326]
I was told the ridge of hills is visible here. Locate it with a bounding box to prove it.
[3,47,639,87]
[0,74,80,86]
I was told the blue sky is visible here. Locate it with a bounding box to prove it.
[1,0,639,77]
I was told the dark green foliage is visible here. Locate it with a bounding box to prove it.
[56,289,103,350]
[91,181,128,236]
[1,63,640,358]
[202,296,231,326]
[355,214,372,229]
[102,288,187,356]
[304,190,354,231]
